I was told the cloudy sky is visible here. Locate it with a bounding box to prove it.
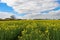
[0,0,60,19]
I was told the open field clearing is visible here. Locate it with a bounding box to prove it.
[0,20,60,40]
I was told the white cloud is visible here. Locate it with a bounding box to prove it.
[1,0,59,13]
[0,12,13,19]
[1,0,60,19]
[22,10,60,19]
[0,12,24,19]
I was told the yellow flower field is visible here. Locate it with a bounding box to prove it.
[0,20,60,40]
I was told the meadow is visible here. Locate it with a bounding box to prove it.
[0,20,60,40]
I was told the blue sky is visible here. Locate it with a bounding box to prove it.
[0,0,60,19]
[0,2,26,16]
[0,3,13,12]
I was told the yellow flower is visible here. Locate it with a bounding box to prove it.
[5,27,9,30]
[0,28,1,30]
[45,30,48,33]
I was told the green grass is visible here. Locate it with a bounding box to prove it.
[0,20,60,40]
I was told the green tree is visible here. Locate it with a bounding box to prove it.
[10,15,16,19]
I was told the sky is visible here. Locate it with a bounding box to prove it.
[0,0,60,19]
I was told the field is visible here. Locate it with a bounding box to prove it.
[0,20,60,40]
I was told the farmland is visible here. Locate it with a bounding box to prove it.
[0,20,60,40]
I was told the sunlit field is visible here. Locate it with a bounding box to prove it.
[0,20,60,40]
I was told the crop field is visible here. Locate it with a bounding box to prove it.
[0,20,60,40]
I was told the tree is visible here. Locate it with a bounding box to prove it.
[10,15,16,19]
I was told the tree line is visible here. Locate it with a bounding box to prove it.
[0,15,60,20]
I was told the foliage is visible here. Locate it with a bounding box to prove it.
[10,15,16,19]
